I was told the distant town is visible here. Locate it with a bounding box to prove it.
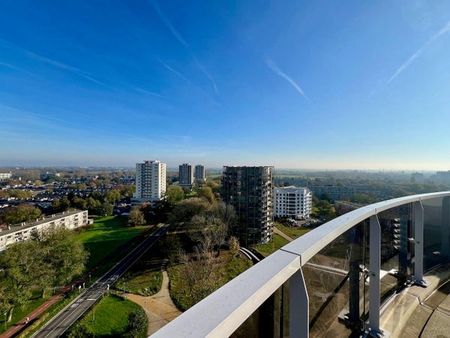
[1,163,450,248]
[1,163,450,337]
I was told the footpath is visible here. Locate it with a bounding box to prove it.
[125,270,181,335]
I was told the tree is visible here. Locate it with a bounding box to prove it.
[197,186,215,204]
[105,189,121,204]
[34,229,88,292]
[2,205,42,225]
[128,206,146,226]
[228,236,240,257]
[165,185,184,205]
[124,309,148,338]
[190,214,228,255]
[0,228,88,320]
[52,197,70,213]
[177,247,220,309]
[67,323,92,338]
[97,202,113,216]
[72,196,88,210]
[168,198,210,225]
[0,241,44,320]
[86,197,101,214]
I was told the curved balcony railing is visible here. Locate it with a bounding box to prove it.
[153,191,450,337]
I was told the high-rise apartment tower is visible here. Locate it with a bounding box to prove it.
[194,164,206,184]
[179,163,194,188]
[134,160,167,202]
[221,166,274,245]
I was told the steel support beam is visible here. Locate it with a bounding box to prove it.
[289,269,309,338]
[413,201,427,286]
[368,215,383,336]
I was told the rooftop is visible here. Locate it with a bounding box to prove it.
[0,209,87,236]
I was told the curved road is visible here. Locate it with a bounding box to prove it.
[33,225,169,338]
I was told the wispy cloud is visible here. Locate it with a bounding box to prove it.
[133,87,166,99]
[150,0,189,48]
[387,20,450,84]
[150,0,218,94]
[266,58,309,100]
[0,38,114,90]
[0,62,36,77]
[159,61,192,84]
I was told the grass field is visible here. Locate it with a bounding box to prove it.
[77,216,147,270]
[252,234,289,257]
[73,294,145,336]
[116,270,163,296]
[275,223,311,239]
[0,296,46,334]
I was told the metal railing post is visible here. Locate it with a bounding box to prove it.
[289,268,309,338]
[413,201,427,286]
[368,215,383,336]
[442,197,450,258]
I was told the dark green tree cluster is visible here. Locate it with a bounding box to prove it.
[0,228,88,322]
[311,197,336,220]
[51,188,128,216]
[0,204,42,225]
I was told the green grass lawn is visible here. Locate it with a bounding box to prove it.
[116,270,163,296]
[73,294,145,336]
[77,216,147,270]
[0,296,47,334]
[275,223,311,239]
[252,234,289,257]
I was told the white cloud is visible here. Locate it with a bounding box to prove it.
[387,20,450,84]
[266,58,309,100]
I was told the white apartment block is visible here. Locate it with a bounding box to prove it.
[0,210,89,251]
[274,186,312,219]
[134,160,167,202]
[0,172,12,181]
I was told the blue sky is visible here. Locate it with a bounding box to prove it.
[0,0,449,170]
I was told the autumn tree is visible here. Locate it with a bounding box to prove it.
[128,206,146,226]
[165,185,184,205]
[196,186,215,204]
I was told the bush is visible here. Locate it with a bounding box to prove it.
[123,309,148,338]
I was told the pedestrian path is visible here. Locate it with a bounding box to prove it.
[274,226,294,242]
[0,295,62,338]
[125,270,181,335]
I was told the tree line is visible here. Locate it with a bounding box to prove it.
[0,228,88,322]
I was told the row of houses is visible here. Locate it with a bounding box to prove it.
[0,209,89,251]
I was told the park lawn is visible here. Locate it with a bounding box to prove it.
[0,295,46,334]
[116,270,163,296]
[252,234,289,257]
[275,223,311,239]
[77,216,147,270]
[168,251,252,311]
[75,294,144,336]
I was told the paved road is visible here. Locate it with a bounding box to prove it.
[33,225,169,338]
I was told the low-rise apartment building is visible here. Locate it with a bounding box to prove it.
[274,186,312,219]
[0,209,89,251]
[0,172,12,181]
